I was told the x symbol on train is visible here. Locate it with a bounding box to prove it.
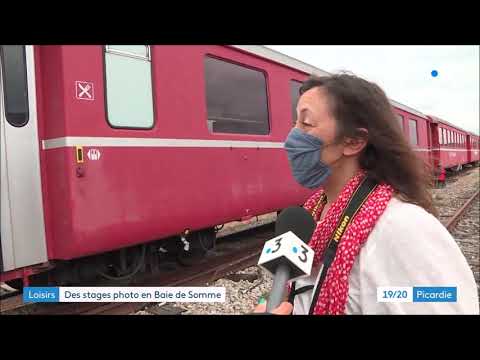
[76,81,94,100]
[78,84,92,98]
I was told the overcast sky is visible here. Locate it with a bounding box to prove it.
[265,46,479,135]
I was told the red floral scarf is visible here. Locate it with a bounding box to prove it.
[302,170,394,315]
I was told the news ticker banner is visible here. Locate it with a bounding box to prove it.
[377,286,457,303]
[23,287,226,303]
[23,286,457,304]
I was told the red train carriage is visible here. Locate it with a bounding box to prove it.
[1,45,328,285]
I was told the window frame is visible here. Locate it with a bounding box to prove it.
[396,114,404,132]
[105,45,151,61]
[0,45,29,128]
[203,53,271,136]
[290,79,303,127]
[103,45,156,130]
[408,118,418,146]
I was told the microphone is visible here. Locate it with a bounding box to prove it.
[257,206,316,313]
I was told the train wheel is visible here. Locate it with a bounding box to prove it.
[177,229,216,266]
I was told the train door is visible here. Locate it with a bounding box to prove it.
[466,134,472,163]
[429,122,440,169]
[0,45,47,272]
[426,119,432,165]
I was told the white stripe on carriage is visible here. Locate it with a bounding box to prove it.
[42,136,285,150]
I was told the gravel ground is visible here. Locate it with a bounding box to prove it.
[432,166,479,222]
[133,266,273,315]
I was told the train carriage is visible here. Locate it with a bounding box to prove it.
[1,45,327,284]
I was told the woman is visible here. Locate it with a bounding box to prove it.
[255,74,479,315]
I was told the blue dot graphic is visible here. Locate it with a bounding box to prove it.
[266,248,271,254]
[292,247,298,253]
[431,70,438,77]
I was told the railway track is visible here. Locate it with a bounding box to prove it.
[446,190,479,232]
[447,190,480,298]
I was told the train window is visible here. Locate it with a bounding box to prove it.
[204,56,269,135]
[290,80,303,126]
[438,128,442,144]
[106,45,149,59]
[0,45,29,127]
[408,119,418,145]
[441,128,446,145]
[396,114,404,131]
[104,45,154,129]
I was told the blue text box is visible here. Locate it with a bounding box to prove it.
[23,287,59,303]
[413,287,457,302]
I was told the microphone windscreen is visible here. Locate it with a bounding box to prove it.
[275,206,316,244]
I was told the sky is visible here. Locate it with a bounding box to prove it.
[265,46,479,135]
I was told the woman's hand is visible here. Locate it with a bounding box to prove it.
[253,301,293,315]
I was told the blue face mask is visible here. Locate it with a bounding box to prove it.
[284,127,332,189]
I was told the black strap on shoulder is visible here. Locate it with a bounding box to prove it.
[306,176,378,314]
[287,284,314,303]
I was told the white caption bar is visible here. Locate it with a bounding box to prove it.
[58,287,226,302]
